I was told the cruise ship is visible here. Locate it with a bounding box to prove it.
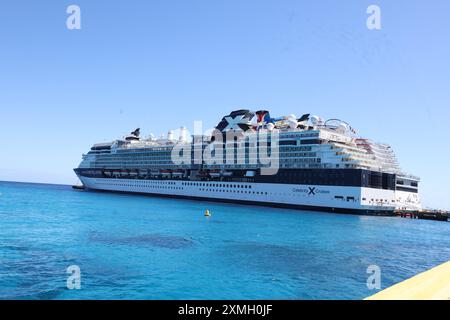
[74,110,422,215]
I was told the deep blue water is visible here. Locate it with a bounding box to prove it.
[0,181,449,300]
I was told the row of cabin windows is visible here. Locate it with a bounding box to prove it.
[109,180,177,185]
[397,180,418,187]
[182,182,252,189]
[362,197,396,203]
[96,143,320,158]
[98,182,182,190]
[281,158,320,163]
[334,196,356,202]
[101,180,176,185]
[199,189,267,195]
[281,133,319,139]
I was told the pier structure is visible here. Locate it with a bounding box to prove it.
[395,209,449,222]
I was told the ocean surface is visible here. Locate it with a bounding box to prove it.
[0,181,449,300]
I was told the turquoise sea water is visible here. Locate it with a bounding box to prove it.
[0,181,449,300]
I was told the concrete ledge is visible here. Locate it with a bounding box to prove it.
[366,260,450,300]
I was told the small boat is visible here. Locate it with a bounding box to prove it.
[112,170,121,177]
[222,171,233,177]
[138,169,148,177]
[172,170,184,178]
[129,170,138,177]
[209,170,221,178]
[161,170,172,178]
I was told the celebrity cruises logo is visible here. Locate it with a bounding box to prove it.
[292,187,330,195]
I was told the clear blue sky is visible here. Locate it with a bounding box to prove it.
[0,0,449,209]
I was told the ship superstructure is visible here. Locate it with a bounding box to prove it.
[75,110,421,214]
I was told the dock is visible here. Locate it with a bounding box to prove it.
[366,260,450,300]
[395,209,449,222]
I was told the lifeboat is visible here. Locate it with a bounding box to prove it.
[209,170,221,178]
[172,170,184,178]
[150,171,160,177]
[161,170,172,178]
[138,169,148,177]
[129,170,138,177]
[197,170,208,177]
[222,171,233,177]
[112,170,121,177]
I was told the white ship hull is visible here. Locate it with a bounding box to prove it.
[395,190,422,211]
[77,176,399,214]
